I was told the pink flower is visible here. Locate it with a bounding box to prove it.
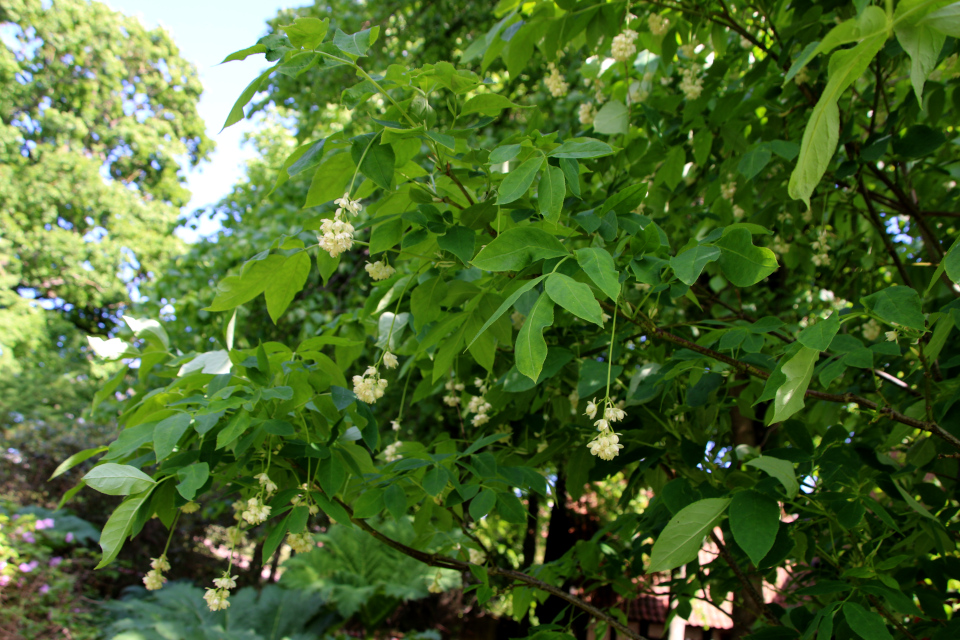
[35,518,55,530]
[0,576,10,587]
[65,532,74,543]
[21,532,35,544]
[19,561,38,573]
[49,557,63,568]
[39,584,50,594]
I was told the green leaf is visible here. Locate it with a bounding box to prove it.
[490,144,521,164]
[265,252,311,324]
[738,145,772,180]
[461,94,528,117]
[670,245,721,286]
[318,453,346,497]
[370,218,403,255]
[772,347,818,423]
[471,227,567,271]
[893,124,946,158]
[892,479,938,520]
[692,129,713,166]
[656,145,686,190]
[946,239,960,284]
[470,488,497,520]
[467,275,547,348]
[176,462,210,501]
[411,276,449,331]
[423,466,449,496]
[96,490,153,568]
[384,484,406,520]
[548,138,615,159]
[729,490,780,566]
[918,2,960,37]
[515,293,555,382]
[333,26,380,57]
[648,498,731,573]
[222,65,277,130]
[496,492,527,524]
[352,134,395,190]
[352,488,384,518]
[220,44,267,64]
[538,164,565,224]
[788,34,886,206]
[305,152,355,208]
[797,312,840,351]
[715,228,779,287]
[575,248,620,300]
[593,99,628,135]
[843,603,894,640]
[438,225,476,264]
[50,446,107,480]
[205,254,287,312]
[498,156,544,204]
[281,17,329,50]
[896,23,945,104]
[861,286,926,330]
[153,413,192,462]
[745,456,799,499]
[545,273,604,326]
[83,463,155,496]
[262,513,291,562]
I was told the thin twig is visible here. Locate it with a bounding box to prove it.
[710,532,781,626]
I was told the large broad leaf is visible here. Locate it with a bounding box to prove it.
[843,603,894,640]
[206,254,287,312]
[281,16,329,50]
[82,463,155,496]
[593,99,628,135]
[788,33,886,206]
[461,94,528,117]
[538,164,565,224]
[729,490,780,566]
[715,228,778,287]
[648,498,731,573]
[896,22,945,104]
[745,456,800,499]
[176,462,210,501]
[772,346,818,423]
[333,26,380,57]
[498,156,544,204]
[548,138,614,159]
[222,65,278,130]
[50,446,108,480]
[97,490,153,568]
[467,275,547,348]
[438,226,476,265]
[861,286,926,330]
[472,227,567,271]
[797,311,840,351]
[917,2,960,38]
[265,252,311,324]
[575,248,620,300]
[670,245,721,286]
[154,413,193,461]
[545,273,604,326]
[352,133,395,190]
[515,293,554,381]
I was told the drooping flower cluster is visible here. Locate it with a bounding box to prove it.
[648,14,670,36]
[318,192,362,258]
[721,182,737,201]
[383,351,399,369]
[204,571,237,611]
[287,532,315,554]
[585,398,626,461]
[365,260,395,281]
[353,366,388,404]
[443,378,465,406]
[679,65,703,101]
[810,230,831,267]
[466,378,493,427]
[143,555,170,591]
[578,102,597,126]
[611,28,639,62]
[383,440,403,462]
[241,496,271,525]
[679,41,698,59]
[255,472,278,495]
[544,62,569,97]
[862,319,882,342]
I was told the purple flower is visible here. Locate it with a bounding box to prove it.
[65,532,74,543]
[35,518,55,530]
[0,576,10,587]
[39,584,50,594]
[20,532,36,544]
[18,560,39,573]
[49,557,63,568]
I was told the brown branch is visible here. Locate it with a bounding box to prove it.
[599,302,960,451]
[857,176,913,288]
[445,162,475,206]
[710,532,781,626]
[867,594,920,640]
[922,211,960,218]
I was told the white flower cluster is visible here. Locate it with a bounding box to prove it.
[143,555,170,591]
[770,236,790,255]
[886,328,899,342]
[427,570,444,594]
[204,571,237,611]
[353,366,388,404]
[318,192,362,258]
[545,62,569,97]
[466,378,493,427]
[585,398,626,461]
[383,440,403,462]
[679,66,703,101]
[365,260,395,281]
[443,378,465,406]
[649,14,670,36]
[383,351,399,369]
[612,29,639,62]
[794,67,811,86]
[241,496,271,525]
[391,419,401,431]
[680,41,698,59]
[287,532,315,554]
[732,205,745,220]
[578,102,597,126]
[862,319,881,341]
[721,182,737,201]
[255,472,278,495]
[810,230,831,267]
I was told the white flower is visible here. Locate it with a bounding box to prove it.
[391,419,401,431]
[472,413,491,427]
[143,569,166,591]
[544,62,569,97]
[308,504,320,515]
[150,555,171,572]
[383,441,403,462]
[287,533,315,554]
[365,260,396,281]
[383,352,399,369]
[588,430,623,461]
[680,42,697,58]
[885,330,898,342]
[649,14,670,36]
[353,367,387,404]
[732,205,745,220]
[584,399,599,420]
[181,501,200,514]
[611,29,639,62]
[578,102,597,126]
[594,418,610,431]
[334,192,362,216]
[255,472,278,495]
[679,66,703,100]
[204,587,231,611]
[443,394,461,407]
[721,182,737,200]
[213,572,237,589]
[241,497,271,525]
[862,319,881,342]
[318,214,355,258]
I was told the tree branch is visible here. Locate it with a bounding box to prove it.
[857,175,913,288]
[710,532,781,626]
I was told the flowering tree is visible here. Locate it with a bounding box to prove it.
[63,0,960,638]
